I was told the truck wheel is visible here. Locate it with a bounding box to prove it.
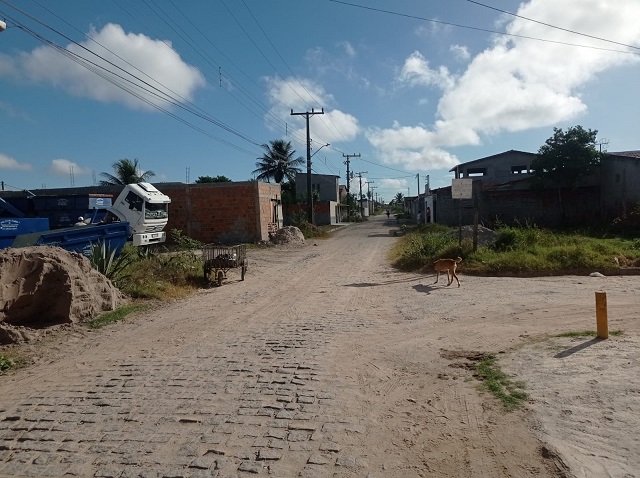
[204,263,212,284]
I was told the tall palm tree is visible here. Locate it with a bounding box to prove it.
[394,192,404,204]
[253,140,304,183]
[99,158,155,186]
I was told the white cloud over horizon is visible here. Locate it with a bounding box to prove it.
[4,24,205,111]
[0,153,32,171]
[368,0,640,171]
[264,76,359,144]
[49,159,92,176]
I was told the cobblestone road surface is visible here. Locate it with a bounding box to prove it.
[1,216,570,478]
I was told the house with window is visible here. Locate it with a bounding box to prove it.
[449,150,536,183]
[430,149,640,227]
[295,173,340,202]
[291,173,347,225]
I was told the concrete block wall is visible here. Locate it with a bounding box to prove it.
[601,156,640,220]
[434,185,601,228]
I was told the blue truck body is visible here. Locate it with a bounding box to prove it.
[1,194,129,256]
[8,222,130,257]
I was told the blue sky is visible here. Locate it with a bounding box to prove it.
[1,0,639,203]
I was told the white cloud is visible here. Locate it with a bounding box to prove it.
[379,178,409,190]
[0,153,32,171]
[366,123,459,170]
[371,0,640,172]
[450,44,470,61]
[49,159,92,176]
[398,51,455,90]
[264,76,359,144]
[12,23,205,111]
[338,41,356,57]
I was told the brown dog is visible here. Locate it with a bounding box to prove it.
[433,256,462,287]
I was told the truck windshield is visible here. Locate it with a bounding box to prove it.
[145,202,168,220]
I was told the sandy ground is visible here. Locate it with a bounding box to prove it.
[1,214,638,477]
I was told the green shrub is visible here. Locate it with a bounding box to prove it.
[492,228,520,251]
[170,229,204,250]
[88,241,135,283]
[0,355,15,372]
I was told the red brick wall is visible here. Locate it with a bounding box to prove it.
[158,182,281,244]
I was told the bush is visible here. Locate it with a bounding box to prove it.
[390,227,462,270]
[170,229,204,250]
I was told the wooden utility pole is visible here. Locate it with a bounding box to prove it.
[291,108,324,224]
[343,153,360,217]
[356,172,368,217]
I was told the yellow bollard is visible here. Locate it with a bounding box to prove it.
[595,291,608,339]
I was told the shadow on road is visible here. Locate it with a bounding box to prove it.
[344,276,423,287]
[367,232,397,237]
[554,337,604,358]
[412,283,435,294]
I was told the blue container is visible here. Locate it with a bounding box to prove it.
[48,210,80,228]
[45,197,75,210]
[11,222,131,257]
[87,197,112,209]
[0,218,50,249]
[1,197,32,215]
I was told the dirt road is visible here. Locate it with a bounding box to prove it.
[1,215,639,477]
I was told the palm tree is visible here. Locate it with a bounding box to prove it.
[394,192,404,204]
[99,158,155,186]
[253,140,304,183]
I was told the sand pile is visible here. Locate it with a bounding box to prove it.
[271,226,305,245]
[0,246,128,344]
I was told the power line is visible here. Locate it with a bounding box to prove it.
[327,0,640,56]
[466,0,640,51]
[227,0,347,146]
[0,3,269,156]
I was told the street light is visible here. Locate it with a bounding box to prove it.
[0,20,7,32]
[311,142,330,158]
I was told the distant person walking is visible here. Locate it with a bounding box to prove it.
[426,206,431,224]
[417,211,422,224]
[386,209,390,219]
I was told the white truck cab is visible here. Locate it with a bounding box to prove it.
[109,182,171,246]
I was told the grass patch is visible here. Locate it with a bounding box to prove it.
[475,356,528,411]
[391,223,640,274]
[88,303,149,329]
[0,354,16,373]
[555,330,623,338]
[117,249,203,300]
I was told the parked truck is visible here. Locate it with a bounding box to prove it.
[0,182,171,256]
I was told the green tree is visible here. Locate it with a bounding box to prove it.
[99,158,155,186]
[253,139,304,183]
[281,180,299,205]
[394,192,404,205]
[531,125,605,221]
[195,175,232,183]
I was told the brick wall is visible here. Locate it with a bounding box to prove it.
[159,182,281,244]
[0,181,282,244]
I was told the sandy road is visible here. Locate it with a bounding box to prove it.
[1,214,638,477]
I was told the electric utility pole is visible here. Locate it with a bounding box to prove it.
[343,153,360,217]
[291,108,324,224]
[370,186,378,212]
[356,171,368,217]
[366,181,375,214]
